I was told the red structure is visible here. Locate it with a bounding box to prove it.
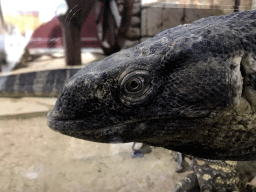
[26,8,101,49]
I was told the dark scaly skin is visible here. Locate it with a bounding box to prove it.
[174,157,256,191]
[47,10,256,191]
[0,68,80,97]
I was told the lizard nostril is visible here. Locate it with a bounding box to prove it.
[92,84,108,100]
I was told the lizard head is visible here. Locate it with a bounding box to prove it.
[48,11,256,160]
[47,46,167,143]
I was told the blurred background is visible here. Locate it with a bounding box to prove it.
[0,0,253,71]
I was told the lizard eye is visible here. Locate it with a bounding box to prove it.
[125,77,144,92]
[120,70,154,105]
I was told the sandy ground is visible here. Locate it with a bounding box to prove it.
[0,115,189,192]
[0,52,189,192]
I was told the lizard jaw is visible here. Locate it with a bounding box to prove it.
[47,111,149,143]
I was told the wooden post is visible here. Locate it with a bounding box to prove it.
[58,0,95,66]
[234,0,240,12]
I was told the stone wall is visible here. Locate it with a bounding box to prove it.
[252,0,256,9]
[123,0,252,48]
[140,3,231,40]
[123,0,142,48]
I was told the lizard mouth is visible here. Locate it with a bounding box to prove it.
[48,110,256,160]
[47,111,149,143]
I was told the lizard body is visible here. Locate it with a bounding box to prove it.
[38,10,256,191]
[0,68,80,97]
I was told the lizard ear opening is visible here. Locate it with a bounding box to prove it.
[119,70,154,106]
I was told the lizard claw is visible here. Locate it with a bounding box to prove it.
[172,151,190,173]
[175,152,185,172]
[173,171,199,192]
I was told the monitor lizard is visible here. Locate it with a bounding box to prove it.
[47,10,256,191]
[3,10,256,191]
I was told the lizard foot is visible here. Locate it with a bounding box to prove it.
[173,170,199,192]
[173,157,256,192]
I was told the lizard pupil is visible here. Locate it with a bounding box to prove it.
[131,81,139,88]
[126,77,144,92]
